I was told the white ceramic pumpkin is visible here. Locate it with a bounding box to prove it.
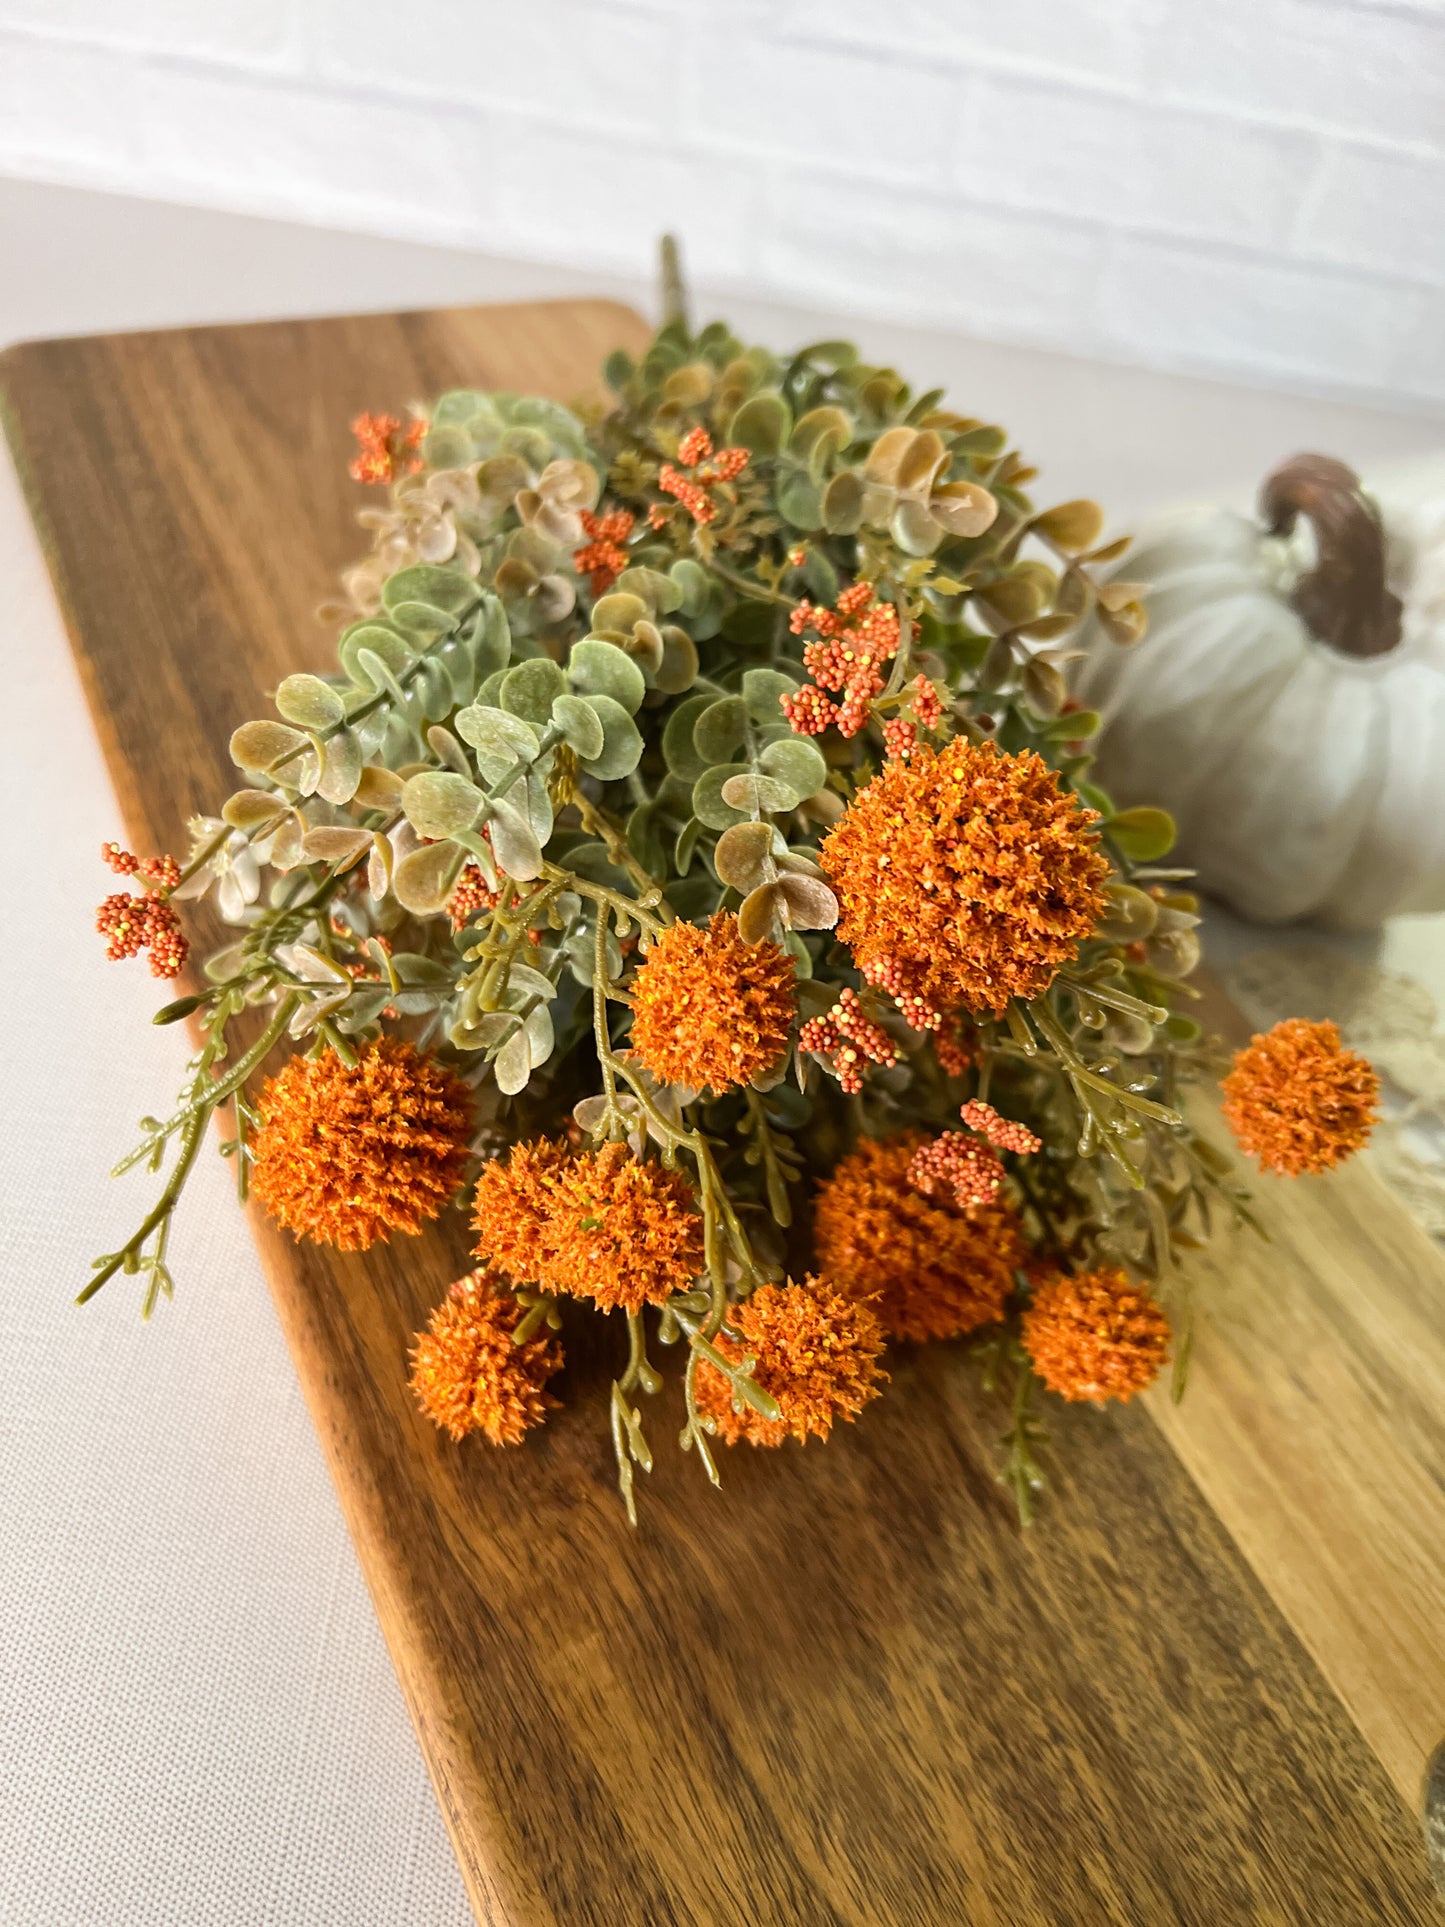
[1077,454,1445,931]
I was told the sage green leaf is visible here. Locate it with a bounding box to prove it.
[728,391,791,456]
[522,765,554,845]
[487,799,544,880]
[382,563,478,616]
[502,656,567,723]
[668,557,711,618]
[393,841,465,916]
[693,765,749,832]
[775,873,839,930]
[613,565,683,614]
[627,800,666,878]
[737,881,781,944]
[338,623,412,689]
[390,951,455,988]
[494,1023,532,1097]
[402,771,485,839]
[356,647,410,708]
[777,469,823,531]
[580,695,644,782]
[318,727,363,804]
[758,735,827,800]
[654,625,699,696]
[789,404,853,470]
[721,771,797,815]
[662,694,714,781]
[821,469,865,535]
[275,673,344,730]
[470,594,512,681]
[230,720,309,773]
[675,817,702,875]
[353,765,405,811]
[300,826,373,867]
[388,600,460,639]
[455,704,539,763]
[1096,883,1158,942]
[719,600,778,653]
[222,789,287,832]
[1105,806,1176,864]
[567,637,646,716]
[524,1004,555,1068]
[551,692,605,760]
[714,820,777,892]
[693,695,748,765]
[741,669,800,725]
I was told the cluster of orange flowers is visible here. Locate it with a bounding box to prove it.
[572,506,635,596]
[821,738,1109,1023]
[250,1039,472,1251]
[472,1138,704,1314]
[1022,1267,1170,1405]
[781,583,902,739]
[349,412,425,486]
[695,1278,887,1447]
[408,1269,563,1446]
[1221,1018,1380,1177]
[95,842,188,978]
[628,911,795,1093]
[652,428,750,527]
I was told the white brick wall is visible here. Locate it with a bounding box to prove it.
[0,0,1441,411]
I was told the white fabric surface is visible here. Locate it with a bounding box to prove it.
[0,444,472,1925]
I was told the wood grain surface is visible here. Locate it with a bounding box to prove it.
[4,298,1441,1926]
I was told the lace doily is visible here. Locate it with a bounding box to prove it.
[1223,947,1445,1240]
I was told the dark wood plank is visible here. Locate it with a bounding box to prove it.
[4,300,1437,1926]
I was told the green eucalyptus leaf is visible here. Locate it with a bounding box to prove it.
[758,735,827,799]
[488,799,544,881]
[668,557,712,619]
[222,789,287,832]
[502,657,567,723]
[693,765,750,832]
[318,727,363,804]
[775,872,839,930]
[675,816,702,875]
[728,391,791,456]
[388,600,459,639]
[382,564,478,616]
[551,693,606,760]
[1106,806,1176,864]
[275,673,344,730]
[719,600,778,653]
[693,696,749,765]
[230,720,309,773]
[741,668,800,726]
[580,695,644,782]
[613,566,683,615]
[356,647,411,708]
[777,468,823,531]
[393,841,465,916]
[714,820,777,892]
[567,638,646,716]
[337,623,413,690]
[721,771,798,815]
[390,951,455,988]
[455,704,539,762]
[662,694,714,781]
[821,469,865,535]
[402,771,485,839]
[494,1023,533,1097]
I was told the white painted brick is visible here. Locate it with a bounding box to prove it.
[759,171,1100,343]
[0,0,295,69]
[955,75,1314,249]
[1295,141,1445,284]
[1156,0,1445,147]
[140,68,481,242]
[686,29,958,188]
[787,0,1156,86]
[1098,236,1432,394]
[318,0,677,134]
[0,33,144,173]
[490,121,760,285]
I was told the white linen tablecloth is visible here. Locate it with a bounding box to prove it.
[0,442,473,1926]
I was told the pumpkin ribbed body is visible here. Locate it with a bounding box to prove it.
[1078,497,1445,931]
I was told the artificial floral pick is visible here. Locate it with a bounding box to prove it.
[86,245,1379,1522]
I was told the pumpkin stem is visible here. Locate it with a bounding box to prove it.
[1259,453,1402,659]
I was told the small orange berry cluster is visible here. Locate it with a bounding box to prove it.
[960,1099,1041,1155]
[859,955,942,1033]
[934,1017,976,1078]
[882,675,945,762]
[572,506,635,597]
[652,427,750,527]
[781,583,901,739]
[349,411,425,486]
[95,842,188,979]
[907,1132,1003,1212]
[797,987,899,1095]
[446,859,500,933]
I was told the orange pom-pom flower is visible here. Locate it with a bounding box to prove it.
[812,1131,1024,1342]
[472,1136,573,1283]
[408,1269,563,1445]
[250,1039,471,1251]
[628,911,795,1093]
[820,739,1108,1018]
[694,1277,887,1447]
[1022,1266,1170,1405]
[1221,1017,1379,1177]
[545,1143,705,1313]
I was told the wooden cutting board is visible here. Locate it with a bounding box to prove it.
[5,298,1443,1926]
